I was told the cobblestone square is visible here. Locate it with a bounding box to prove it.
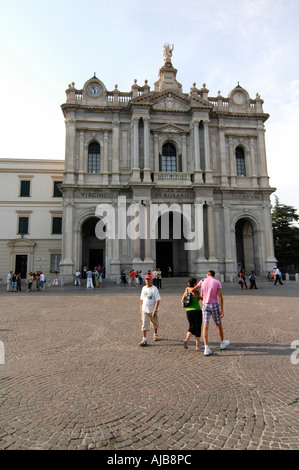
[0,278,298,450]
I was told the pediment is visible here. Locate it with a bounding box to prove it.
[152,123,188,134]
[151,91,190,112]
[130,90,212,112]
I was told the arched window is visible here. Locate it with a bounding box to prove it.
[88,142,101,173]
[236,146,246,176]
[161,143,177,172]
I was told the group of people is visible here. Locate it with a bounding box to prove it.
[239,266,285,289]
[139,269,230,357]
[6,271,48,292]
[120,268,162,288]
[238,269,258,289]
[6,271,23,292]
[83,266,104,288]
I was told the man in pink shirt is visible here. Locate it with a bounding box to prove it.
[192,270,230,356]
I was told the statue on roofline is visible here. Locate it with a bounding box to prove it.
[163,43,174,65]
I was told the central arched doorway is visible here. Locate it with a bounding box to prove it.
[155,211,189,277]
[81,217,105,271]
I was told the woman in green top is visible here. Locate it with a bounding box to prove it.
[181,278,203,350]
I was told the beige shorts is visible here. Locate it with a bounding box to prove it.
[141,311,159,331]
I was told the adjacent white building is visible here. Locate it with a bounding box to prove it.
[0,45,277,283]
[0,159,64,282]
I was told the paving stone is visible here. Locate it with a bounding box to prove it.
[0,278,298,450]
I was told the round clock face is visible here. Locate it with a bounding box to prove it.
[233,92,245,105]
[88,84,102,96]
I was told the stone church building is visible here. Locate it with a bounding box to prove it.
[59,44,276,283]
[0,45,276,283]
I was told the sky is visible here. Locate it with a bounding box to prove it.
[0,0,298,213]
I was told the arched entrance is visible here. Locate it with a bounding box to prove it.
[155,211,189,277]
[81,217,105,271]
[235,218,256,273]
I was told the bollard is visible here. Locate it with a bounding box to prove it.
[295,273,299,282]
[285,273,289,281]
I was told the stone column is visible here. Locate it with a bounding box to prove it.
[154,133,159,174]
[228,136,236,187]
[102,131,109,184]
[250,137,258,187]
[223,203,235,281]
[181,135,187,172]
[143,116,151,182]
[64,114,76,184]
[60,199,74,284]
[206,201,216,260]
[132,117,140,181]
[193,120,202,183]
[144,201,153,262]
[219,124,228,186]
[110,201,121,280]
[78,131,85,184]
[112,117,120,184]
[203,120,213,183]
[262,202,277,272]
[257,126,269,187]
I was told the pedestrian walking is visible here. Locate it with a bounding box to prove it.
[249,271,257,289]
[139,274,161,347]
[274,267,283,285]
[192,270,230,356]
[181,278,203,351]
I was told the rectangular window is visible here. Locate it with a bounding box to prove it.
[53,181,62,197]
[236,158,246,176]
[20,180,31,197]
[52,217,62,234]
[162,155,177,172]
[18,217,29,234]
[50,254,61,272]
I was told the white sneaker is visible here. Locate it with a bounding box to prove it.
[220,340,230,350]
[204,346,212,356]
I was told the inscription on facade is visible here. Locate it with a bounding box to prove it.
[231,194,261,201]
[152,190,193,200]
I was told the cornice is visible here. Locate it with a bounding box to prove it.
[211,111,270,122]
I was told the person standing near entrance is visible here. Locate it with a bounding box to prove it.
[192,270,230,356]
[6,271,12,292]
[139,274,161,347]
[86,269,94,288]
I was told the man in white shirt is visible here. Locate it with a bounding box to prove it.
[139,274,161,346]
[74,271,81,286]
[86,270,94,288]
[274,267,283,285]
[6,271,12,292]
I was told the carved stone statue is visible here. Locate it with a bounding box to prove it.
[163,43,174,64]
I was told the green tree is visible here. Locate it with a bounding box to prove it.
[272,196,299,270]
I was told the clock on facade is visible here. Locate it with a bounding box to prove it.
[232,92,245,105]
[88,84,102,96]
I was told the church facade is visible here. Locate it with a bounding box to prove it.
[59,44,276,283]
